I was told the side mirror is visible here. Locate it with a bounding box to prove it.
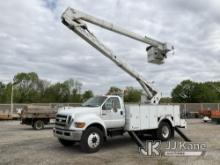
[102,104,106,110]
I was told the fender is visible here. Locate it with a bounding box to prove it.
[158,115,174,127]
[74,113,107,136]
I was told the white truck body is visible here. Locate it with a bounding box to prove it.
[53,96,186,152]
[125,104,185,131]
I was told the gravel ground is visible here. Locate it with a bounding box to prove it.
[0,119,220,165]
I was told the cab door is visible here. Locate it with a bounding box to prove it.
[101,97,125,128]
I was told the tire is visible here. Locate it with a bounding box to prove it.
[58,138,75,147]
[33,120,44,130]
[80,127,104,153]
[156,121,172,141]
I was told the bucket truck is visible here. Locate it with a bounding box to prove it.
[53,7,187,153]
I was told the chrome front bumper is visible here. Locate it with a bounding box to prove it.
[53,128,82,141]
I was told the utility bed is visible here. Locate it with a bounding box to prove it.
[125,104,186,131]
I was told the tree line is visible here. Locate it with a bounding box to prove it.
[0,72,142,103]
[0,72,93,103]
[171,80,220,103]
[1,73,219,103]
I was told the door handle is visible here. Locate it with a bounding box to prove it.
[120,111,123,115]
[102,113,107,116]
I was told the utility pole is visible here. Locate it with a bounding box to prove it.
[10,79,14,117]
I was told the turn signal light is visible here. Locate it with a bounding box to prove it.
[75,122,86,128]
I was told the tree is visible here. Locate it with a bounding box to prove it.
[1,83,13,103]
[159,97,172,103]
[106,86,122,95]
[171,80,196,103]
[124,87,142,103]
[43,82,70,103]
[0,82,6,103]
[13,72,41,103]
[69,89,81,103]
[82,90,94,101]
[171,80,220,103]
[0,72,94,103]
[64,79,82,95]
[192,82,219,103]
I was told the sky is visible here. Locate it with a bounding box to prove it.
[0,0,220,96]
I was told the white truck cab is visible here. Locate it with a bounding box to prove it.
[53,95,186,153]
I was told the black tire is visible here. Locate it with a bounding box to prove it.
[33,120,44,130]
[58,138,75,147]
[80,127,104,153]
[156,121,172,141]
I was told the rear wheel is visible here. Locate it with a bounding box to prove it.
[156,121,172,141]
[33,120,44,130]
[80,127,104,153]
[58,138,75,147]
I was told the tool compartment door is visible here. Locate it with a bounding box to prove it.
[139,105,158,130]
[125,104,140,130]
[140,105,150,130]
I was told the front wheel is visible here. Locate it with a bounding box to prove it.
[156,121,172,141]
[80,127,104,153]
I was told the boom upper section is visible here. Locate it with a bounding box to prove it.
[61,7,173,104]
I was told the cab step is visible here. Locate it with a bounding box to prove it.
[107,128,124,137]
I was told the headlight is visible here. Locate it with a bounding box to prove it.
[75,122,86,128]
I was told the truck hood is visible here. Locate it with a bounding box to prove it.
[57,106,100,117]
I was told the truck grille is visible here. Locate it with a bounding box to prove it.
[55,114,68,129]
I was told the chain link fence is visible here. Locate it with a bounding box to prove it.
[162,103,220,118]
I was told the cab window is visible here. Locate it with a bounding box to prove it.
[102,97,121,111]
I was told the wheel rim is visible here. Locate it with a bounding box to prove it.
[162,125,169,138]
[36,121,43,129]
[87,132,100,149]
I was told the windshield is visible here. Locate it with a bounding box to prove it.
[81,96,107,107]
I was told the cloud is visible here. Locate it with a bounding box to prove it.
[0,0,220,96]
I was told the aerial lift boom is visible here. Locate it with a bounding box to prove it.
[61,7,173,104]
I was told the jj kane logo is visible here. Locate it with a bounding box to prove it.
[139,141,207,157]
